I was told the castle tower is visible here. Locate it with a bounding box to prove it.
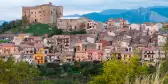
[22,2,63,25]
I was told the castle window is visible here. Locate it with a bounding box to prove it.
[31,12,33,14]
[51,11,53,14]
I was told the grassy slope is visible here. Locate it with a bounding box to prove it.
[6,24,56,36]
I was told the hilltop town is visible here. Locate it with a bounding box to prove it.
[1,2,168,84]
[0,2,168,66]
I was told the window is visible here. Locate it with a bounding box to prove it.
[129,48,131,51]
[98,46,101,50]
[126,48,129,51]
[124,55,126,59]
[129,55,131,58]
[45,51,47,54]
[145,51,147,53]
[31,12,33,14]
[152,55,154,58]
[145,55,147,58]
[76,46,80,51]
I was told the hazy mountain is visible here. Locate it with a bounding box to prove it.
[0,20,6,26]
[121,7,151,23]
[64,14,81,17]
[100,9,128,15]
[82,12,121,22]
[72,6,168,23]
[150,7,168,18]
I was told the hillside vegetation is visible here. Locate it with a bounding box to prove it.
[6,24,58,36]
[0,20,86,36]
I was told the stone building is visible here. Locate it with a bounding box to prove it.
[86,20,98,29]
[0,43,19,56]
[45,35,71,53]
[22,2,63,24]
[57,17,88,31]
[141,47,165,65]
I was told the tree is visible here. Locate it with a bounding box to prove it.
[89,56,148,84]
[163,39,168,58]
[1,22,11,32]
[89,58,128,84]
[160,58,168,84]
[160,39,168,84]
[0,57,39,84]
[49,28,63,37]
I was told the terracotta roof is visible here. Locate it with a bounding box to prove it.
[28,36,42,40]
[86,50,103,53]
[142,47,161,51]
[118,28,130,32]
[85,43,97,50]
[0,34,16,38]
[19,44,34,48]
[96,40,111,48]
[34,43,44,48]
[144,22,154,26]
[0,43,15,47]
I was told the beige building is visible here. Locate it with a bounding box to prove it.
[86,20,98,29]
[22,2,63,24]
[57,17,88,31]
[51,35,71,53]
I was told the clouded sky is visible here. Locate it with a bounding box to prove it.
[0,0,168,20]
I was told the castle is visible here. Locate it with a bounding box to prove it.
[22,2,63,24]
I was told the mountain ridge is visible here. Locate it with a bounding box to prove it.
[65,6,168,23]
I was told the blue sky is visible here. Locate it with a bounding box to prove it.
[0,0,168,20]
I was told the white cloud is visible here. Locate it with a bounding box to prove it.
[0,0,168,20]
[64,9,100,15]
